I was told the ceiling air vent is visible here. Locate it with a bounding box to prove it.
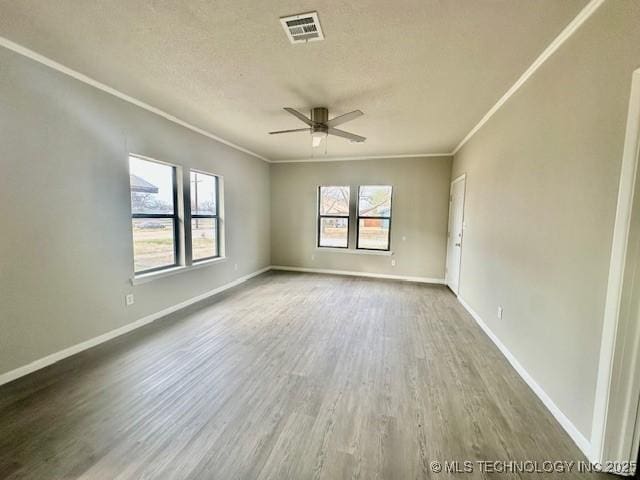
[280,12,324,44]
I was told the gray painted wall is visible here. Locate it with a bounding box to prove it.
[0,47,271,376]
[451,0,640,438]
[3,0,638,448]
[270,157,452,279]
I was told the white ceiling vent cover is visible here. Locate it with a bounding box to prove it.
[280,12,324,44]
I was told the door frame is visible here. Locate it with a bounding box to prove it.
[446,173,466,295]
[591,68,640,474]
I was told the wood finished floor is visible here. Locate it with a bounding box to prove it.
[0,271,606,479]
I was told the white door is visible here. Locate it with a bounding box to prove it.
[446,175,466,295]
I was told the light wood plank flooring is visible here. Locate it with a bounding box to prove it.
[0,271,606,479]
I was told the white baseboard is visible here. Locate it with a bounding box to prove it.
[457,296,592,459]
[270,265,445,284]
[0,266,271,387]
[0,265,593,462]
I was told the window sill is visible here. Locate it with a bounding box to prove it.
[316,247,393,256]
[131,257,227,285]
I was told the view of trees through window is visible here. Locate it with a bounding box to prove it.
[318,186,350,248]
[128,157,223,274]
[357,185,392,250]
[190,171,218,261]
[129,156,177,273]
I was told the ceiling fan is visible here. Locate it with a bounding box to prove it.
[269,107,366,148]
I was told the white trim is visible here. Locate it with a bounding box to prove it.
[271,153,452,164]
[316,247,393,256]
[271,265,445,284]
[445,173,466,294]
[0,36,270,163]
[131,257,228,285]
[0,0,606,167]
[634,405,640,475]
[452,0,606,155]
[0,266,271,387]
[457,296,592,459]
[451,173,466,185]
[591,68,640,467]
[130,152,178,168]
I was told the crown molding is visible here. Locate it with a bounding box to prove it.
[0,36,271,163]
[271,152,453,163]
[452,0,606,156]
[1,0,606,164]
[0,35,451,165]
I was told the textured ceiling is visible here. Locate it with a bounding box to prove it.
[0,0,587,161]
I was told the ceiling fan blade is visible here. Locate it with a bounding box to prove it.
[269,128,310,135]
[326,110,363,128]
[283,108,314,126]
[328,128,366,143]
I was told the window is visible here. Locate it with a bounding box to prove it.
[318,186,350,248]
[128,156,225,278]
[190,171,219,261]
[357,185,392,251]
[129,156,179,273]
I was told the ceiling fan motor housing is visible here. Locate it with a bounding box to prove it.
[311,107,329,135]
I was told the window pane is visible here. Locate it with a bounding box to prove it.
[192,218,218,260]
[319,217,348,248]
[129,156,175,215]
[319,186,350,216]
[132,218,176,272]
[358,185,392,217]
[190,171,217,216]
[358,218,390,250]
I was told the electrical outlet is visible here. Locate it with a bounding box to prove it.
[391,259,396,267]
[402,236,407,241]
[125,294,135,306]
[234,263,238,271]
[311,254,315,261]
[497,306,503,320]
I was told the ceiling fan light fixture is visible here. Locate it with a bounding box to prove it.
[312,132,325,148]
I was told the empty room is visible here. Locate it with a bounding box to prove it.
[1,0,640,478]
